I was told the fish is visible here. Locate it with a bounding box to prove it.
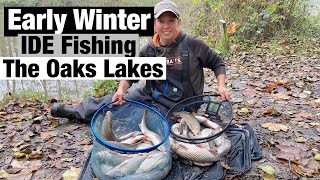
[171,122,188,137]
[194,115,230,151]
[139,110,164,151]
[135,152,167,174]
[200,128,216,148]
[120,135,148,144]
[201,128,231,157]
[170,123,230,165]
[180,119,189,137]
[171,123,181,135]
[107,141,139,150]
[101,111,117,141]
[100,163,113,172]
[194,115,221,131]
[173,112,201,136]
[118,131,144,141]
[105,153,148,177]
[170,138,219,166]
[96,150,132,166]
[135,140,154,150]
[215,133,231,156]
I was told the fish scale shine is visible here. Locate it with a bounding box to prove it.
[140,110,164,151]
[173,112,201,135]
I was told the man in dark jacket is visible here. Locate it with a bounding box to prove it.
[51,0,230,122]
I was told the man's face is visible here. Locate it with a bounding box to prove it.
[155,11,181,45]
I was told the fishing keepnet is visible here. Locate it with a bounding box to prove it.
[91,100,172,179]
[166,94,233,144]
[166,94,233,166]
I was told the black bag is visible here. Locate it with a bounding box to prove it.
[78,123,262,180]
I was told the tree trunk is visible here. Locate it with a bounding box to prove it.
[7,37,16,95]
[21,80,25,92]
[74,80,80,99]
[6,80,10,92]
[12,37,18,56]
[57,80,62,100]
[12,80,16,95]
[41,80,48,97]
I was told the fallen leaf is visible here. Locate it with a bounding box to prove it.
[40,131,57,140]
[304,159,320,172]
[13,152,26,158]
[247,98,256,105]
[297,164,317,176]
[261,123,288,132]
[0,170,9,178]
[32,116,44,123]
[274,145,301,161]
[275,55,286,60]
[220,161,235,170]
[247,81,266,89]
[61,157,73,162]
[231,97,243,103]
[293,164,304,176]
[28,154,42,159]
[7,172,33,180]
[263,107,274,115]
[259,165,276,175]
[297,92,309,99]
[310,122,320,126]
[315,99,320,103]
[227,22,237,34]
[271,92,291,100]
[301,67,314,72]
[295,112,313,119]
[315,153,320,161]
[262,174,275,180]
[276,79,291,85]
[0,121,7,127]
[6,168,22,174]
[241,107,249,113]
[63,167,80,180]
[23,133,31,142]
[279,39,289,46]
[290,121,298,125]
[262,83,277,92]
[243,88,257,97]
[295,137,305,143]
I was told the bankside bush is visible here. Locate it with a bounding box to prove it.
[183,0,319,43]
[82,80,119,98]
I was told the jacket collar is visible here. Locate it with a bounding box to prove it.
[150,31,186,48]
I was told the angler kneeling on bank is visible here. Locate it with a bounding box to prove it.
[50,0,230,122]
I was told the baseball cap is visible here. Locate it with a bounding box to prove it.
[154,0,180,18]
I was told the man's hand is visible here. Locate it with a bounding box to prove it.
[218,85,230,100]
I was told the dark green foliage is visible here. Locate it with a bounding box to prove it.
[82,80,119,98]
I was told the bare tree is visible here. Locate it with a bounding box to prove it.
[6,80,10,92]
[41,80,48,97]
[57,80,62,99]
[21,80,25,92]
[74,80,80,99]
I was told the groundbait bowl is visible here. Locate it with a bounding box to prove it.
[90,100,172,179]
[166,94,233,144]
